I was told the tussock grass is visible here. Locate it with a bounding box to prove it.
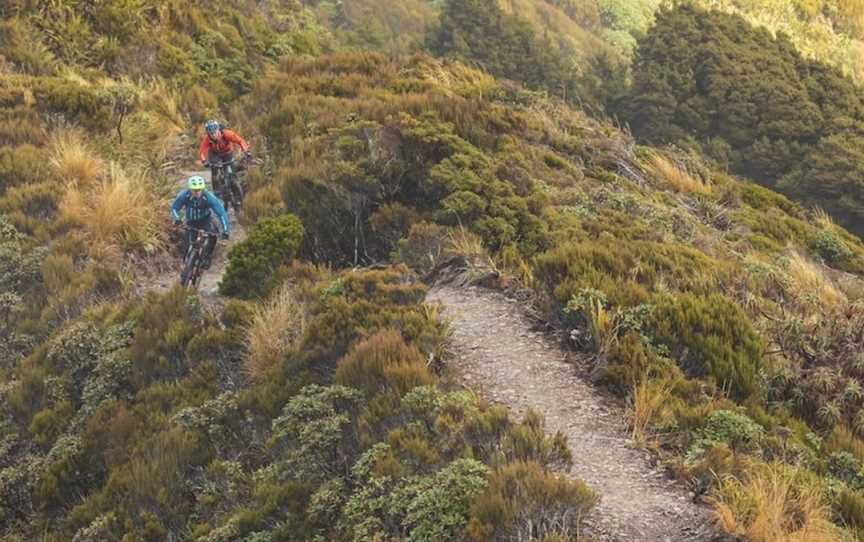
[141,79,185,132]
[244,285,306,382]
[782,251,846,311]
[827,425,864,462]
[48,129,103,185]
[647,153,712,195]
[61,163,166,253]
[242,184,286,226]
[813,207,837,231]
[630,377,675,443]
[446,226,492,267]
[711,461,842,542]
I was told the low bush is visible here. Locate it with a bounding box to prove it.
[335,328,435,397]
[466,460,598,541]
[220,214,304,298]
[650,293,764,399]
[0,145,46,193]
[127,288,200,387]
[687,410,764,461]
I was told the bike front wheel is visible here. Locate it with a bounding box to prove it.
[180,246,202,288]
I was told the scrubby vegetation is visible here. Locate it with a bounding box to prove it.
[225,44,864,539]
[6,0,864,540]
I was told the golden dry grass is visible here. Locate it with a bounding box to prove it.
[244,285,307,382]
[711,461,843,542]
[140,79,185,133]
[813,207,836,231]
[60,163,165,253]
[445,226,492,267]
[647,153,712,195]
[48,129,103,185]
[630,377,675,443]
[782,251,846,311]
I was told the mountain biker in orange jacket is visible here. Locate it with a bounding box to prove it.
[199,120,251,182]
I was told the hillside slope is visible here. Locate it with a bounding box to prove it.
[230,51,864,540]
[3,2,864,542]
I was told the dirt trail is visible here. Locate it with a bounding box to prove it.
[137,169,247,301]
[427,285,718,542]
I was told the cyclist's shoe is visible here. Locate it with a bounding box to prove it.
[221,232,229,240]
[201,255,212,270]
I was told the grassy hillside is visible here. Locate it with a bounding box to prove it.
[0,3,597,542]
[4,1,864,541]
[229,51,864,540]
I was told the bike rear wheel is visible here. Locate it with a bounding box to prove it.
[228,175,243,214]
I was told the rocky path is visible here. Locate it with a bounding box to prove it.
[137,169,247,302]
[427,285,718,542]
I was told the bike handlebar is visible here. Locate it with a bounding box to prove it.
[178,224,219,237]
[204,154,252,168]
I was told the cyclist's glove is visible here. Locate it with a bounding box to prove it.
[244,151,252,160]
[221,232,230,240]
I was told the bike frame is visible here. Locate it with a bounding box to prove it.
[206,157,245,214]
[180,226,218,288]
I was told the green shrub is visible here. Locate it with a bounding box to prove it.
[810,229,854,266]
[595,331,682,394]
[34,79,110,131]
[0,145,46,194]
[687,410,764,461]
[268,384,364,482]
[650,293,764,399]
[534,239,725,309]
[220,214,304,298]
[127,288,199,387]
[394,458,490,541]
[28,400,74,447]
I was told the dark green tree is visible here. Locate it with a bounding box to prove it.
[621,4,864,234]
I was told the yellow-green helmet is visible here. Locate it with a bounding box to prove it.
[188,176,206,191]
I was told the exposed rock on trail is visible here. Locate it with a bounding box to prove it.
[427,285,719,542]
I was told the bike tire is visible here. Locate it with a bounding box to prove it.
[180,247,200,288]
[230,177,243,214]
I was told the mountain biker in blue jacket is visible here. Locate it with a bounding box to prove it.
[171,176,230,269]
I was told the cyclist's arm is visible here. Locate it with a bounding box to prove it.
[205,191,230,235]
[199,136,211,163]
[223,129,249,152]
[170,190,188,222]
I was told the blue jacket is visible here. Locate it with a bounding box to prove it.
[170,189,230,234]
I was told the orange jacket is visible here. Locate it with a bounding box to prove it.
[199,129,249,162]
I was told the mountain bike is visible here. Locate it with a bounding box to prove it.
[179,226,219,288]
[206,156,246,216]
